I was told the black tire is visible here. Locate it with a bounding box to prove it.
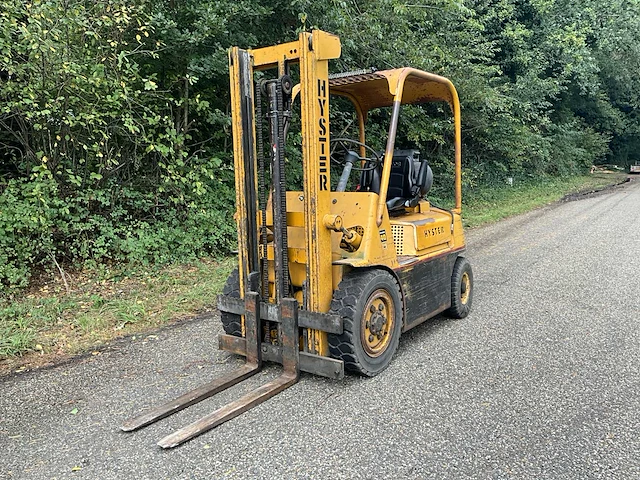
[446,257,473,319]
[328,269,403,376]
[221,268,242,336]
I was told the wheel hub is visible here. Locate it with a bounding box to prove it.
[362,289,395,357]
[369,310,386,336]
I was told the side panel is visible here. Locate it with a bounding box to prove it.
[396,250,463,332]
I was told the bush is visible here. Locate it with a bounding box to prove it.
[0,178,62,289]
[0,172,236,292]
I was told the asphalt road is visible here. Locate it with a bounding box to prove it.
[2,179,639,480]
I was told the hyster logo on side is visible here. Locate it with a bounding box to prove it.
[424,226,445,237]
[318,79,328,191]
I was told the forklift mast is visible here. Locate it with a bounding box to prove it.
[229,30,341,355]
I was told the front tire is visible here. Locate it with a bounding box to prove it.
[446,257,473,319]
[328,269,403,376]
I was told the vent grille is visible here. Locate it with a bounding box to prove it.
[391,224,404,256]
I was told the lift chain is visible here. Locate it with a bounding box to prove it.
[274,76,291,299]
[255,81,269,300]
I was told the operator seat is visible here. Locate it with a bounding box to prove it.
[385,150,433,212]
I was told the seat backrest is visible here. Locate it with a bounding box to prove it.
[387,152,415,200]
[414,160,433,197]
[360,150,433,212]
[386,150,421,212]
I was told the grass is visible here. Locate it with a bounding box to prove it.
[0,172,628,369]
[0,258,235,370]
[459,172,628,227]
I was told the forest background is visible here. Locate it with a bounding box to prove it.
[1,0,640,293]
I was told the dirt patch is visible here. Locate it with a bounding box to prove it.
[561,175,633,202]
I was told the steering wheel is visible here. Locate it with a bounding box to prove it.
[329,138,381,172]
[330,138,381,192]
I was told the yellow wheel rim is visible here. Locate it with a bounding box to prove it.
[361,289,395,357]
[460,272,471,305]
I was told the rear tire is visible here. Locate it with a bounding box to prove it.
[221,268,242,336]
[328,269,403,376]
[446,257,473,319]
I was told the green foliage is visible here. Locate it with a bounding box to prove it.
[0,0,237,291]
[0,174,235,289]
[0,178,62,289]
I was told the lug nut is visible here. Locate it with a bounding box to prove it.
[370,305,376,313]
[369,334,374,342]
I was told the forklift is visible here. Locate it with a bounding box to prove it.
[122,30,473,448]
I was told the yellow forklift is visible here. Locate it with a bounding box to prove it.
[122,30,473,448]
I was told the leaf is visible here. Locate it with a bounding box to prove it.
[70,408,79,415]
[144,79,157,90]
